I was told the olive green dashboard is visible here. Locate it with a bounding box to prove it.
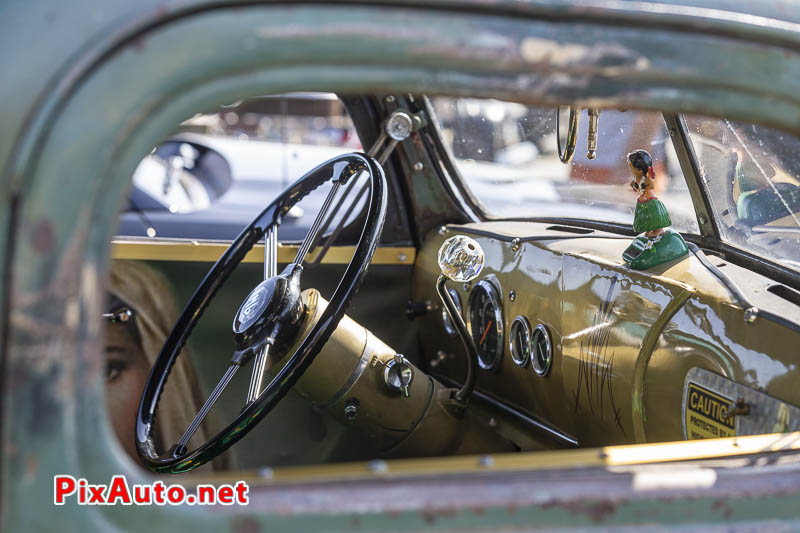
[412,222,800,448]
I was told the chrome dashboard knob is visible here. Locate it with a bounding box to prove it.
[437,235,485,282]
[436,235,484,403]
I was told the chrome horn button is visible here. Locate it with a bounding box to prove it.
[240,284,268,322]
[232,263,305,354]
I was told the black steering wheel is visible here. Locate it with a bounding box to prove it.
[135,153,386,473]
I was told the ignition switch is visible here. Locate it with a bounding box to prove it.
[384,354,414,397]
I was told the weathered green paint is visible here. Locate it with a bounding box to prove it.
[4,1,800,532]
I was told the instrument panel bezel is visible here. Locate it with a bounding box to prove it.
[467,279,504,372]
[509,315,532,367]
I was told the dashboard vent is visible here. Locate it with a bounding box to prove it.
[767,284,800,308]
[545,225,594,235]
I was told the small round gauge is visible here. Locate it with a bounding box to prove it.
[531,324,553,377]
[441,287,463,336]
[509,316,532,367]
[467,280,503,372]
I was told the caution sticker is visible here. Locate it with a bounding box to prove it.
[685,382,735,440]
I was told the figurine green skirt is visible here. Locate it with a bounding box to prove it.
[633,198,671,233]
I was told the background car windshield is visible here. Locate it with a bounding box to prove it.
[686,116,800,271]
[430,97,699,233]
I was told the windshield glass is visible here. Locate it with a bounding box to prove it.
[686,116,800,271]
[430,97,699,233]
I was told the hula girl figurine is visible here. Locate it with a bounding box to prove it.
[622,149,688,269]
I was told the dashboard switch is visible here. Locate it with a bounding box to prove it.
[384,354,414,397]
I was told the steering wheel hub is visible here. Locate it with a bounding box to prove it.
[232,264,306,362]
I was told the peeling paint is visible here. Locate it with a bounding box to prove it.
[30,219,54,254]
[229,516,260,533]
[520,38,590,66]
[520,37,651,72]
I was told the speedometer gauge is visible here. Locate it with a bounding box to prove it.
[467,280,503,372]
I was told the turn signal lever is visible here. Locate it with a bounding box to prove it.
[436,235,485,402]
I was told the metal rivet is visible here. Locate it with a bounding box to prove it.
[669,128,677,137]
[478,455,494,467]
[431,352,446,367]
[509,290,516,302]
[413,161,424,171]
[398,252,408,262]
[344,398,359,422]
[511,238,521,253]
[488,417,497,428]
[699,216,708,225]
[438,226,449,236]
[463,282,472,292]
[385,95,395,103]
[744,307,759,323]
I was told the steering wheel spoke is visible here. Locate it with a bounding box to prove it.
[294,180,341,265]
[246,343,272,404]
[175,363,239,453]
[264,225,278,279]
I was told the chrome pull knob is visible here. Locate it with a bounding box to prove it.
[436,234,485,403]
[384,354,414,398]
[437,235,485,282]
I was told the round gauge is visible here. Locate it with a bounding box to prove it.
[531,324,553,377]
[441,287,463,336]
[467,280,504,372]
[509,316,532,367]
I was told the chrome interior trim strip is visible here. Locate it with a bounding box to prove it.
[110,238,415,265]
